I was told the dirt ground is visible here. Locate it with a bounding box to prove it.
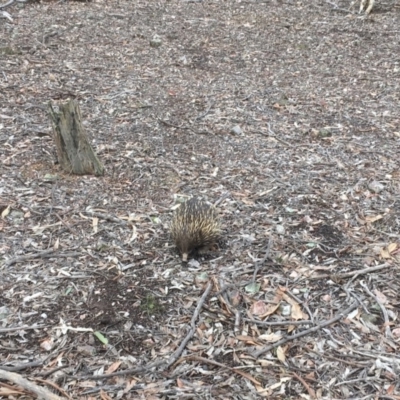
[1,0,400,398]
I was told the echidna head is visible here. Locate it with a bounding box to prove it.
[176,227,191,262]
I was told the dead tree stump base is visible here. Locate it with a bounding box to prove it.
[48,100,104,176]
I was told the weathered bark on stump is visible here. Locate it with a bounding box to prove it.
[48,100,104,176]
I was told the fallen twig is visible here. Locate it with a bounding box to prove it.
[214,191,230,207]
[0,370,67,400]
[252,236,273,283]
[309,263,389,280]
[77,360,165,380]
[0,360,43,372]
[84,211,128,225]
[34,378,72,400]
[38,365,70,378]
[359,280,393,339]
[292,372,316,399]
[77,282,214,380]
[250,302,358,358]
[243,318,312,327]
[195,100,215,120]
[256,123,293,147]
[164,282,213,369]
[3,250,81,267]
[325,0,354,13]
[186,355,261,386]
[0,325,44,334]
[0,0,26,10]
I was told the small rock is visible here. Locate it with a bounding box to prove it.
[368,180,384,193]
[150,35,162,48]
[77,345,96,356]
[230,125,243,136]
[195,271,209,284]
[9,210,24,225]
[318,128,332,137]
[188,259,200,268]
[43,173,58,181]
[279,303,291,316]
[0,306,11,321]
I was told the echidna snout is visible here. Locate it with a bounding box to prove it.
[171,197,220,261]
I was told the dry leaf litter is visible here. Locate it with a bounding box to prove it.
[0,0,400,398]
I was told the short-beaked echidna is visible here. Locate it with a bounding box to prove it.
[171,197,221,262]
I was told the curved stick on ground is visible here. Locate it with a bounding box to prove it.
[164,282,213,369]
[359,280,393,339]
[0,370,67,400]
[250,302,358,358]
[309,263,389,280]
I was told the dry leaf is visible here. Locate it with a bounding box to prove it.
[250,300,268,316]
[365,215,383,223]
[0,388,25,395]
[92,217,98,233]
[177,378,185,388]
[40,337,54,351]
[100,389,112,400]
[305,371,315,380]
[291,302,304,320]
[236,335,260,346]
[259,302,281,318]
[1,205,10,218]
[388,243,398,254]
[392,328,400,338]
[106,361,121,374]
[374,289,387,304]
[276,346,286,363]
[129,225,137,242]
[258,332,282,342]
[380,248,391,259]
[321,294,331,302]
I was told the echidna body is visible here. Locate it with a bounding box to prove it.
[171,198,220,261]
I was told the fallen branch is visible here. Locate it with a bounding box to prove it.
[309,263,389,280]
[195,100,215,121]
[243,318,312,327]
[164,282,213,369]
[0,360,43,372]
[187,355,261,386]
[292,372,316,399]
[0,370,67,400]
[3,250,81,267]
[76,283,214,380]
[0,0,27,10]
[252,236,273,283]
[76,360,165,380]
[360,280,393,339]
[34,378,72,400]
[255,123,293,147]
[250,302,358,358]
[0,325,44,334]
[84,211,128,225]
[325,0,354,13]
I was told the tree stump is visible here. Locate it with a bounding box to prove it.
[48,99,104,176]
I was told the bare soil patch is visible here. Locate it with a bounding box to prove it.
[1,0,400,398]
